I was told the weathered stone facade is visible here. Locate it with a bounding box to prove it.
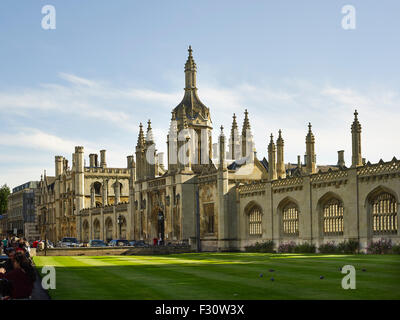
[37,148,130,243]
[37,47,399,251]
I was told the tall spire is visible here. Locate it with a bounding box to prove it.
[305,122,316,174]
[137,122,145,148]
[231,113,238,135]
[241,109,253,157]
[146,119,154,143]
[276,130,286,179]
[219,125,226,171]
[229,113,240,160]
[351,109,362,167]
[242,109,251,136]
[185,45,197,90]
[268,134,277,180]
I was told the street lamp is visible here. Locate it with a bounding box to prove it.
[117,215,123,239]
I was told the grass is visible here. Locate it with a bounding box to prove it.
[33,253,400,300]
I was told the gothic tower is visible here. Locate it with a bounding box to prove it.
[171,46,212,172]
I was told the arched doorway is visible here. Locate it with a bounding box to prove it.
[105,217,113,242]
[82,220,89,243]
[93,219,100,239]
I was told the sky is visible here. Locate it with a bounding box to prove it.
[0,0,399,189]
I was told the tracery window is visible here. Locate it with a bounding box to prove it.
[249,206,262,236]
[371,193,397,235]
[323,199,344,236]
[282,204,299,236]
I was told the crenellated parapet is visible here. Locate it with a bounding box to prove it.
[272,176,303,193]
[358,158,400,182]
[311,169,348,189]
[238,181,266,198]
[84,167,129,175]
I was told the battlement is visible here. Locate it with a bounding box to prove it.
[84,167,129,175]
[357,158,400,177]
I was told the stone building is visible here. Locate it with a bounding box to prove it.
[45,47,399,251]
[7,181,39,240]
[0,214,8,239]
[37,149,130,243]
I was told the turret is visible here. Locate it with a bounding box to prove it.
[55,156,63,177]
[276,130,286,179]
[229,113,240,160]
[241,109,254,158]
[135,123,145,180]
[305,123,316,174]
[219,126,226,171]
[167,112,178,172]
[100,149,107,168]
[268,134,277,180]
[351,109,362,167]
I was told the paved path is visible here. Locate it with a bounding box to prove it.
[31,266,50,300]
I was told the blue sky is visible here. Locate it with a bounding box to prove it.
[0,0,399,189]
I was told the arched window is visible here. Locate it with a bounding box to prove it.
[323,198,344,236]
[282,203,299,236]
[371,193,397,235]
[248,206,262,236]
[93,182,102,196]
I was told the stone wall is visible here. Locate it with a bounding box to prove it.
[36,246,193,256]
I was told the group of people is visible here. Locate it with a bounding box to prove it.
[0,237,36,300]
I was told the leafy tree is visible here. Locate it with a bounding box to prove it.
[0,184,11,215]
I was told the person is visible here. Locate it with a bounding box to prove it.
[0,252,35,299]
[32,240,38,249]
[3,248,16,273]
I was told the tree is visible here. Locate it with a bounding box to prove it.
[0,184,11,215]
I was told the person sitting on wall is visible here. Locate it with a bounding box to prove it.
[0,252,36,299]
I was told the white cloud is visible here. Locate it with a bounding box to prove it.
[59,73,98,87]
[0,73,399,189]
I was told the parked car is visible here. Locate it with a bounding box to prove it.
[88,239,107,247]
[108,239,130,247]
[59,237,80,248]
[131,240,148,247]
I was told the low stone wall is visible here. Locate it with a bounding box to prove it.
[36,247,132,256]
[123,246,193,255]
[36,246,194,256]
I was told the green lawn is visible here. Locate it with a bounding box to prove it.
[33,253,400,300]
